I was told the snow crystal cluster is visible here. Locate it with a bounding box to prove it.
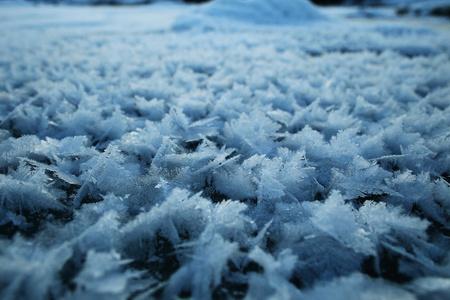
[0,0,450,299]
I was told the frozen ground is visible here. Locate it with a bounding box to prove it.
[0,0,450,299]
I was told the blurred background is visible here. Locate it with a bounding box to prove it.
[11,0,448,18]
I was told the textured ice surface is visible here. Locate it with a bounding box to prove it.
[0,1,450,299]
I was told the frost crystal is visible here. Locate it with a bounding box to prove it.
[1,0,449,299]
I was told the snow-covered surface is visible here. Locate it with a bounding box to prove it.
[196,0,327,24]
[172,0,329,30]
[1,0,450,299]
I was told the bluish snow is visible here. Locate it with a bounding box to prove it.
[0,0,450,299]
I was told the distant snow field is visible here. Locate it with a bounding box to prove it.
[0,0,450,299]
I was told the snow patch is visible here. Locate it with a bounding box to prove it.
[173,0,329,30]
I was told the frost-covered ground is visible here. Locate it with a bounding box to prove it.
[1,0,450,299]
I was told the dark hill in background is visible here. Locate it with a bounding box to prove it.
[25,0,211,4]
[20,1,398,6]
